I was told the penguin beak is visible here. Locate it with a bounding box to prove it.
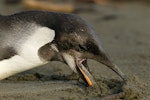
[76,60,96,86]
[62,53,96,86]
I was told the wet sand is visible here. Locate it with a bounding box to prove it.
[0,1,150,100]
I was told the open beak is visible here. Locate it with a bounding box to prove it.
[76,60,96,86]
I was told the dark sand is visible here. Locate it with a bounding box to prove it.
[0,1,150,100]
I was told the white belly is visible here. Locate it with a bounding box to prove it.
[0,27,55,80]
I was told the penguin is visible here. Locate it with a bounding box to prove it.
[0,11,126,86]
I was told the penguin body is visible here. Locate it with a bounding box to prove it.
[0,11,126,86]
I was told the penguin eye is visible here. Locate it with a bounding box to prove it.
[79,45,87,52]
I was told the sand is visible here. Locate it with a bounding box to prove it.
[0,1,150,100]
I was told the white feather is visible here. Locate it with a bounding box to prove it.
[0,27,55,80]
[62,53,77,73]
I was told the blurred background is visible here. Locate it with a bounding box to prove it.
[0,0,150,14]
[0,0,150,82]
